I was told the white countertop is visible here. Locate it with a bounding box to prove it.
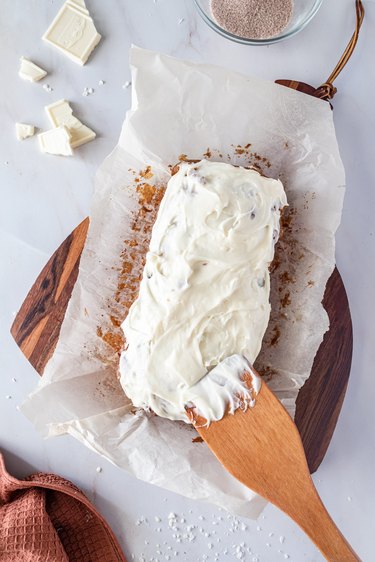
[1,1,374,560]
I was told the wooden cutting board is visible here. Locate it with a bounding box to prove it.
[10,81,353,474]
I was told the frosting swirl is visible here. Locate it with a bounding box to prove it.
[120,160,287,422]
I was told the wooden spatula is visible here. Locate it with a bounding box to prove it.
[187,366,360,562]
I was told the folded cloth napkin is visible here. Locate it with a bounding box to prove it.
[0,453,127,562]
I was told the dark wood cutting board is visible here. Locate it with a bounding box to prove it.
[10,81,353,474]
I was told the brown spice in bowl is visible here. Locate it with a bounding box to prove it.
[211,0,294,40]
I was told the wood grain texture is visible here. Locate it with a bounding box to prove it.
[295,267,353,473]
[275,80,317,97]
[10,81,353,474]
[191,378,359,561]
[10,218,89,374]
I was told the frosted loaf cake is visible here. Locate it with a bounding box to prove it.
[120,160,287,422]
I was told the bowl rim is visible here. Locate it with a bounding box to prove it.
[194,0,324,45]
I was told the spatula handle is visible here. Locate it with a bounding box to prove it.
[294,486,360,561]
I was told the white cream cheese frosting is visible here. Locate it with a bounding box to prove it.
[120,160,287,423]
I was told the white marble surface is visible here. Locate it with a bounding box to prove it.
[1,0,374,560]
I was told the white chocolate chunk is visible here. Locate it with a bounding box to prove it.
[45,99,95,148]
[69,0,87,9]
[19,57,47,82]
[42,0,101,65]
[38,126,73,156]
[15,123,35,141]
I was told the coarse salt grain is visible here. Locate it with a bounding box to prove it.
[211,0,294,40]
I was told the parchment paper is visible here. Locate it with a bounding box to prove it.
[22,47,346,518]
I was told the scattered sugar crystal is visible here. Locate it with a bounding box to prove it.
[98,80,105,85]
[43,84,53,92]
[178,17,185,24]
[280,536,285,544]
[6,395,12,399]
[155,516,161,522]
[347,496,352,502]
[284,555,290,560]
[256,526,262,531]
[123,81,131,89]
[269,532,274,537]
[12,378,17,383]
[240,523,247,531]
[96,466,102,473]
[208,543,213,550]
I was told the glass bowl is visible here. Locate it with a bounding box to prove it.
[194,0,323,45]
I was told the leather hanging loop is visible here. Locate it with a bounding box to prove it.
[315,0,365,101]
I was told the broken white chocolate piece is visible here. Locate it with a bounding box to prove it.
[42,0,101,65]
[15,123,35,141]
[45,99,96,148]
[38,126,73,156]
[69,0,88,11]
[19,57,47,82]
